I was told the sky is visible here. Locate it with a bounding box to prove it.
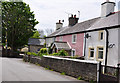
[23,0,120,31]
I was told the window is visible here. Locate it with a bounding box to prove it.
[97,47,104,60]
[59,36,63,41]
[71,49,76,56]
[72,34,77,43]
[99,31,104,40]
[89,48,94,59]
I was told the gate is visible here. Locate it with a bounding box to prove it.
[99,63,120,83]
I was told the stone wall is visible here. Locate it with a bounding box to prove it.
[23,55,98,81]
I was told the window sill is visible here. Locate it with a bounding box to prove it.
[97,59,104,61]
[72,42,76,44]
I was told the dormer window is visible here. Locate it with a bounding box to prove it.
[72,34,77,43]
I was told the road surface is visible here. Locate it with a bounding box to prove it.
[1,57,87,82]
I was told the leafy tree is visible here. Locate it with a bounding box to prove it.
[2,2,39,55]
[32,30,40,39]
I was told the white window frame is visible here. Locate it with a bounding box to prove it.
[71,49,76,56]
[59,36,63,41]
[72,34,77,43]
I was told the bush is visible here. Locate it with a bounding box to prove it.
[27,52,31,55]
[38,48,48,57]
[31,52,38,56]
[48,47,52,54]
[58,49,68,56]
[52,53,59,56]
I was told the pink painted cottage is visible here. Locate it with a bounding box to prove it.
[46,15,99,57]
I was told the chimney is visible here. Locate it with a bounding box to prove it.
[118,1,120,11]
[101,0,115,17]
[56,20,63,30]
[69,14,79,26]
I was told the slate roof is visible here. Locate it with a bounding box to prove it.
[28,38,45,46]
[47,17,100,38]
[52,41,71,50]
[87,11,120,30]
[47,11,120,38]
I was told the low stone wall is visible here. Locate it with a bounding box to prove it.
[23,55,98,81]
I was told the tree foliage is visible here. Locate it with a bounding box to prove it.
[32,30,40,39]
[2,2,39,52]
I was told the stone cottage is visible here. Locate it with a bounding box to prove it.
[28,38,45,53]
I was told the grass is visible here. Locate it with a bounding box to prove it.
[35,63,40,66]
[61,72,65,75]
[45,66,50,70]
[50,69,54,71]
[89,80,95,83]
[77,76,82,80]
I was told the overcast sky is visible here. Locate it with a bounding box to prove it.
[23,0,119,31]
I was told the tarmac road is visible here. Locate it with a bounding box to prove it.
[1,57,88,82]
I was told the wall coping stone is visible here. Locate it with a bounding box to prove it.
[43,55,99,64]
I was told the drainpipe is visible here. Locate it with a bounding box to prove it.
[84,33,87,57]
[104,29,109,73]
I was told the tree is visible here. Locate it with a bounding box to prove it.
[38,29,46,38]
[32,30,40,39]
[45,28,54,36]
[2,2,39,55]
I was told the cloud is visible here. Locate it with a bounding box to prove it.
[23,0,119,30]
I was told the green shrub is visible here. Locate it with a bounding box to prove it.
[31,52,38,56]
[52,53,59,56]
[61,72,65,75]
[58,49,68,56]
[77,76,82,80]
[27,52,31,55]
[38,48,48,57]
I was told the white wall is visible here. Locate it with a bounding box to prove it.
[107,29,119,67]
[85,28,119,67]
[85,31,106,65]
[118,28,120,64]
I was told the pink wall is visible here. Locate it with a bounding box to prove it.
[56,33,84,56]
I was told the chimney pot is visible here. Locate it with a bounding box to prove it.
[59,20,61,23]
[74,15,76,18]
[71,14,73,18]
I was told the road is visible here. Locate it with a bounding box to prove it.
[1,57,88,82]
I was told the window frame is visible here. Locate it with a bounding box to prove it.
[99,31,104,41]
[71,49,76,56]
[72,34,77,43]
[88,47,95,59]
[59,36,63,41]
[96,46,104,61]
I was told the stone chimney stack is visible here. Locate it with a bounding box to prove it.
[56,20,63,30]
[68,14,79,26]
[101,0,115,17]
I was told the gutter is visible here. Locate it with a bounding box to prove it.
[104,29,109,73]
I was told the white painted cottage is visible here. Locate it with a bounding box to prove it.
[84,0,120,67]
